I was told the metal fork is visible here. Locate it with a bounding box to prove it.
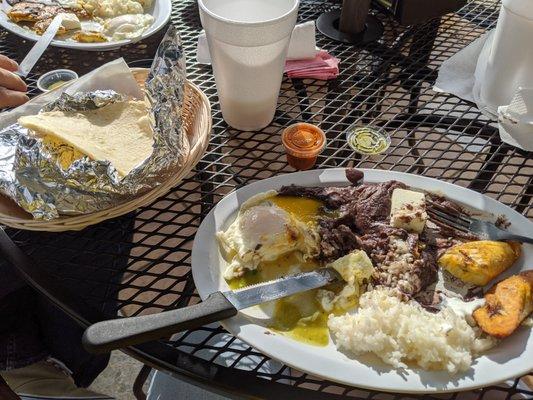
[427,200,533,244]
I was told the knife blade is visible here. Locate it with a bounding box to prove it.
[224,267,342,310]
[17,15,63,78]
[82,268,342,353]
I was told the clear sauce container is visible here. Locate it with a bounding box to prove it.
[37,69,78,92]
[282,123,326,170]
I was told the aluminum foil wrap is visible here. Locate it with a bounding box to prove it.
[0,26,188,220]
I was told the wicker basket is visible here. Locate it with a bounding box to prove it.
[0,68,211,231]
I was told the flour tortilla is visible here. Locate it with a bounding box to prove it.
[19,100,154,177]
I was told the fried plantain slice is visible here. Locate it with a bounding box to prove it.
[33,17,67,35]
[38,4,61,20]
[9,1,84,32]
[438,240,521,286]
[71,5,90,19]
[473,271,533,339]
[72,30,107,43]
[7,2,45,22]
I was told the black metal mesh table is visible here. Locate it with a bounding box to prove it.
[0,0,532,398]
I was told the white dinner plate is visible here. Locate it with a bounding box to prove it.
[191,168,533,394]
[0,0,171,51]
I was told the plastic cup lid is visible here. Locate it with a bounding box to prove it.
[282,123,326,158]
[346,126,391,155]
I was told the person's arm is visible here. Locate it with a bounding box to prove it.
[0,54,28,299]
[0,55,28,109]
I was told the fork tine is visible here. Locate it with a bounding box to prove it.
[427,200,471,227]
[427,209,470,233]
[449,211,472,227]
[427,207,470,229]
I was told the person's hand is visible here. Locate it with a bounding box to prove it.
[0,55,28,109]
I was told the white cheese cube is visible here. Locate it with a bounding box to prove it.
[390,188,427,233]
[328,250,374,285]
[317,250,374,312]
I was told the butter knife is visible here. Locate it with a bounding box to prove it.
[82,268,342,353]
[17,15,63,78]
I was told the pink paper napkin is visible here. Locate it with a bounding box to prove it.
[284,50,340,80]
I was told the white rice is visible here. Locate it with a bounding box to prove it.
[328,288,496,373]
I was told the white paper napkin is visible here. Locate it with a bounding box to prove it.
[196,21,317,64]
[433,31,533,151]
[498,87,533,151]
[433,31,493,104]
[286,21,317,60]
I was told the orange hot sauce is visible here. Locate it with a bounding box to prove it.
[281,123,326,170]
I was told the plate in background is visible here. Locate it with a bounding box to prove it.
[0,0,171,51]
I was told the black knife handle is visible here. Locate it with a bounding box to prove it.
[82,291,238,353]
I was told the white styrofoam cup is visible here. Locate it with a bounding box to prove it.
[475,0,533,116]
[198,0,299,130]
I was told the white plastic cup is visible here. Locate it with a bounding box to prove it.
[475,0,533,116]
[198,0,299,131]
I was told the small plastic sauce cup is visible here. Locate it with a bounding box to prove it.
[37,69,78,93]
[282,123,326,170]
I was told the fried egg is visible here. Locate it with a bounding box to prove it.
[104,14,154,40]
[218,192,319,280]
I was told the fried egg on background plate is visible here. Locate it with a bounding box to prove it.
[217,191,320,280]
